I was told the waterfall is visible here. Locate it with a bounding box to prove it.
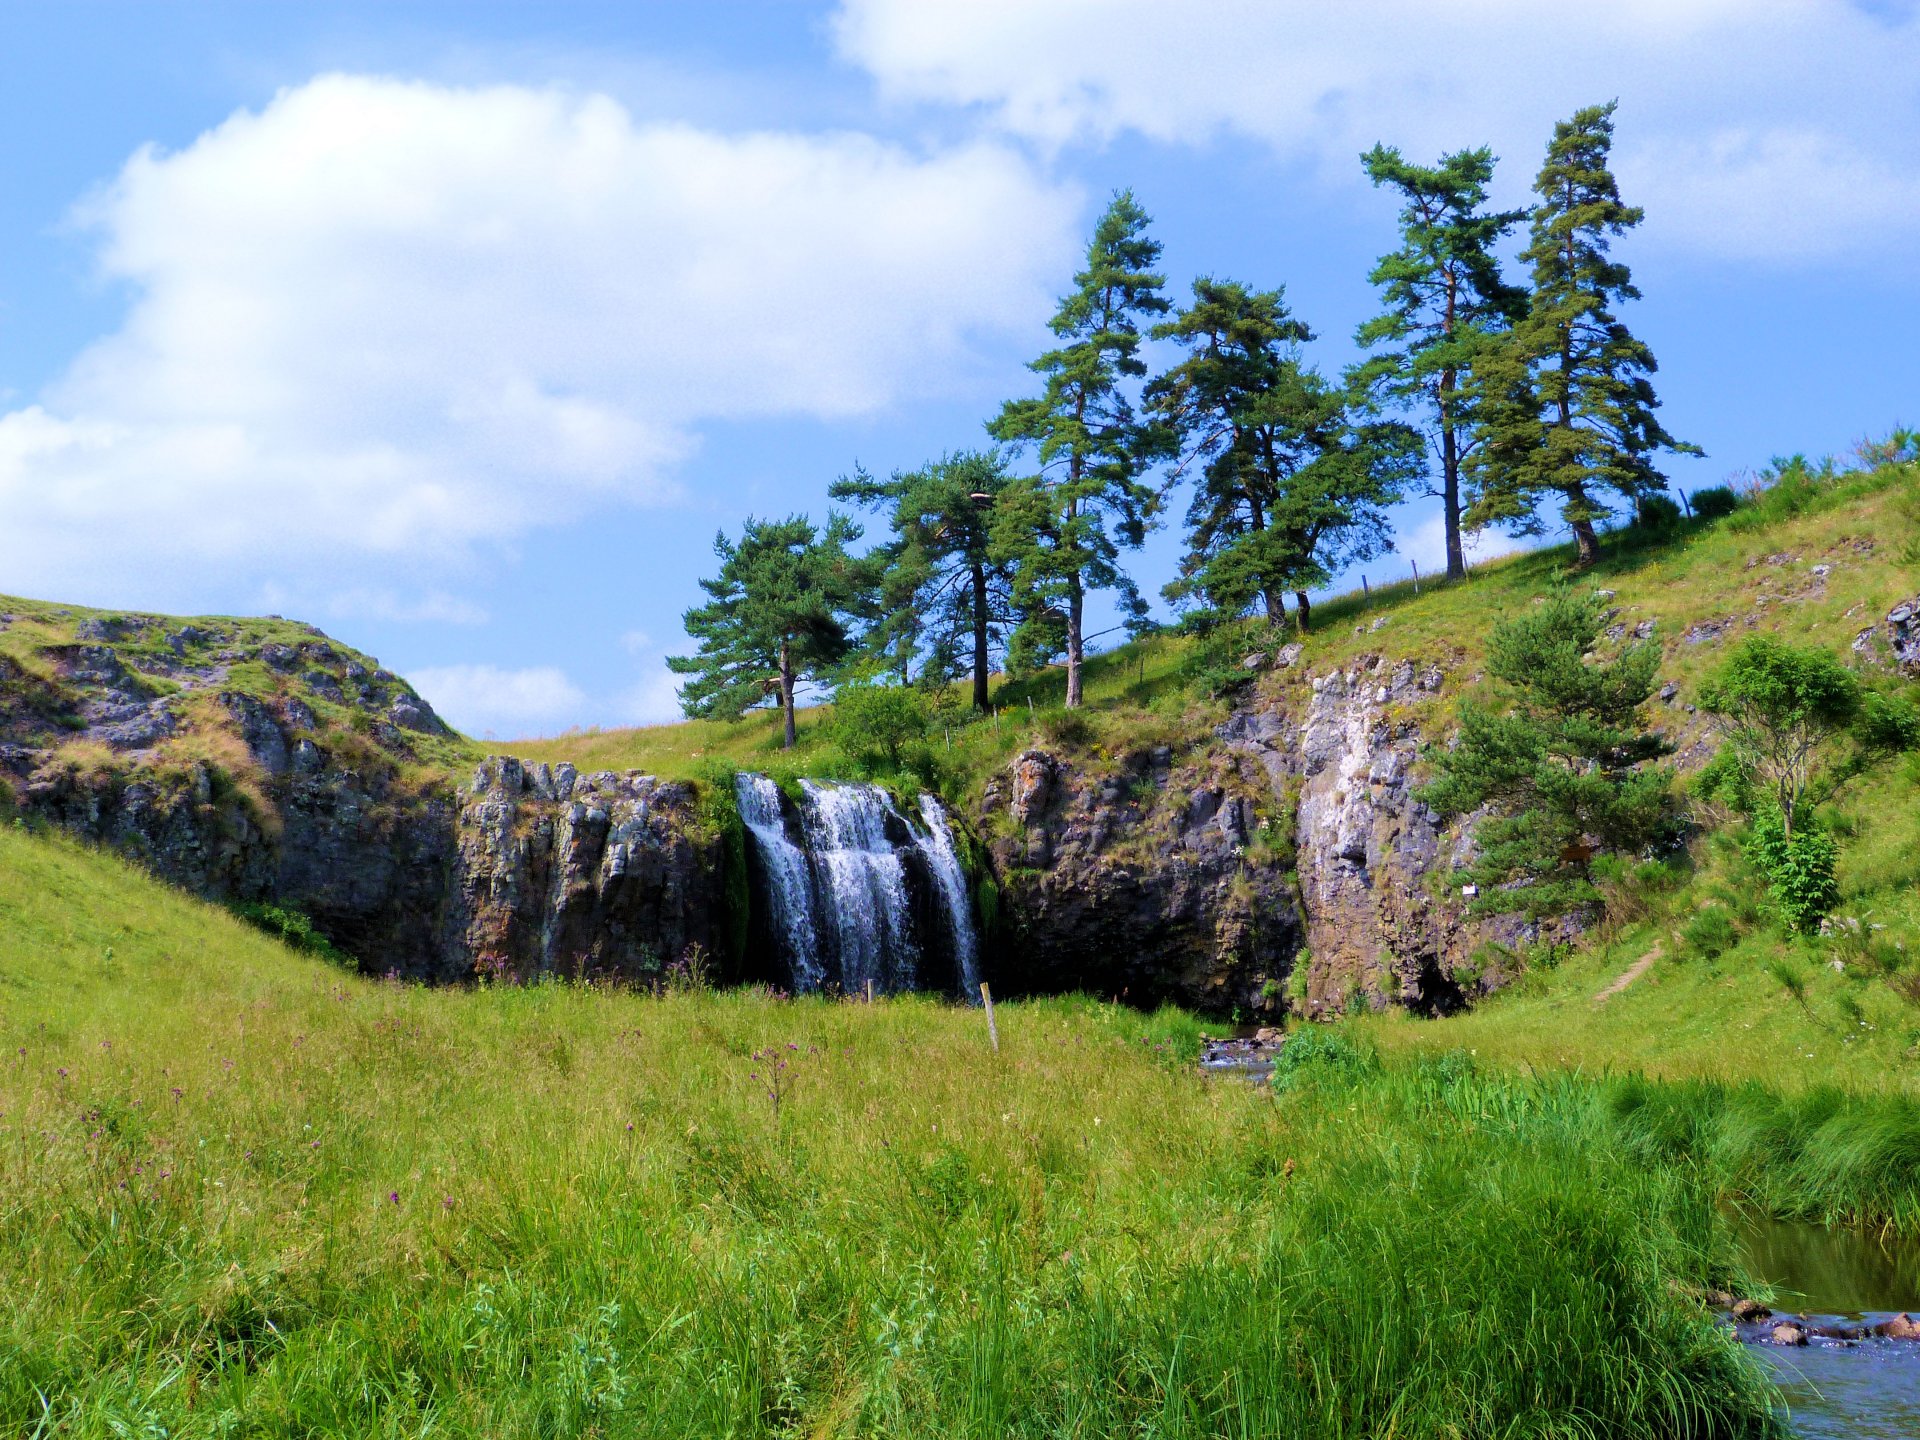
[916,794,980,997]
[800,781,916,995]
[733,773,982,999]
[733,773,824,991]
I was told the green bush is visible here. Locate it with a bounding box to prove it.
[1679,906,1738,960]
[1744,811,1840,935]
[830,682,929,774]
[1686,485,1740,521]
[231,901,356,969]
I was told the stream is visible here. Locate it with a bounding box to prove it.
[1735,1216,1920,1437]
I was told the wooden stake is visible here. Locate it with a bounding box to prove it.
[980,982,999,1052]
[1411,558,1421,595]
[1361,575,1371,605]
[866,978,874,1005]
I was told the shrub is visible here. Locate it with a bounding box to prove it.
[1744,811,1840,935]
[1270,1026,1379,1090]
[1633,493,1683,534]
[1679,906,1738,960]
[231,902,356,969]
[830,682,929,774]
[1699,635,1860,837]
[1686,485,1740,521]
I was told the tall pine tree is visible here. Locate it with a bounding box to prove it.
[1352,144,1526,581]
[667,514,872,749]
[1464,102,1698,568]
[830,450,1017,711]
[988,191,1170,708]
[1149,277,1419,632]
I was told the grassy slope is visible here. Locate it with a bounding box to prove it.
[2,823,1800,1438]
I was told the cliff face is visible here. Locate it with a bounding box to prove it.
[453,757,726,983]
[979,742,1299,1013]
[975,650,1523,1018]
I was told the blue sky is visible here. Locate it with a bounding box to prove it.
[2,1,1915,737]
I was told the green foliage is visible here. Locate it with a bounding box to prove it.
[1745,809,1841,935]
[829,450,1016,709]
[1352,142,1526,580]
[1698,634,1861,836]
[829,681,930,775]
[1679,905,1739,961]
[1464,102,1699,566]
[1420,587,1675,916]
[1270,1026,1382,1090]
[1858,689,1920,756]
[988,192,1171,706]
[1687,485,1741,521]
[692,763,752,971]
[1149,276,1419,630]
[668,513,875,748]
[231,901,356,969]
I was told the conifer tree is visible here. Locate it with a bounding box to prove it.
[830,450,1016,712]
[1465,102,1698,568]
[1353,144,1526,581]
[1419,588,1675,915]
[1148,277,1418,632]
[988,191,1171,707]
[667,513,872,749]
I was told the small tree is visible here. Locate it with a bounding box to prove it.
[1353,143,1526,581]
[1698,636,1860,840]
[830,450,1016,711]
[988,191,1171,708]
[830,681,929,774]
[1464,102,1699,567]
[1420,589,1674,915]
[667,514,873,749]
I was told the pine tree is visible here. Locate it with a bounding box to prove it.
[1465,102,1699,568]
[666,514,872,749]
[829,450,1016,711]
[988,191,1171,707]
[1419,588,1675,915]
[1148,277,1419,632]
[1352,144,1526,581]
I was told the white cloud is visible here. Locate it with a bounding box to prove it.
[834,0,1920,264]
[0,74,1080,614]
[410,663,588,738]
[617,665,685,727]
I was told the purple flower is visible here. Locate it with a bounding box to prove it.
[388,1191,400,1205]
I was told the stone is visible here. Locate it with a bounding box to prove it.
[1768,1323,1807,1346]
[389,696,443,734]
[1730,1299,1772,1322]
[1011,751,1056,824]
[1879,1313,1920,1340]
[1240,652,1267,671]
[261,643,299,671]
[1274,643,1304,669]
[1658,682,1679,703]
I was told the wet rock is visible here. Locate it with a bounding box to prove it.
[1769,1323,1808,1346]
[1731,1299,1773,1322]
[1878,1313,1920,1340]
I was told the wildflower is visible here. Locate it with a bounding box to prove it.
[388,1191,400,1205]
[56,1068,67,1078]
[442,1196,455,1211]
[625,1122,634,1132]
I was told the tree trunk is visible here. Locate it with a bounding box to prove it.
[1262,587,1287,626]
[1294,589,1312,634]
[971,560,991,712]
[1065,573,1085,709]
[1439,368,1466,580]
[1566,484,1601,569]
[779,640,797,749]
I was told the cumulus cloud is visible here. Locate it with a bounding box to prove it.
[834,0,1920,263]
[410,663,589,738]
[0,74,1079,613]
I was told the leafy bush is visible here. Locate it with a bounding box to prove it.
[1270,1025,1381,1089]
[1859,690,1920,755]
[830,682,929,774]
[231,902,356,969]
[1679,906,1738,960]
[1633,493,1683,534]
[1743,811,1840,935]
[1686,485,1740,521]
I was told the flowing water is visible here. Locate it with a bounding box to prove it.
[733,774,980,998]
[1734,1215,1920,1437]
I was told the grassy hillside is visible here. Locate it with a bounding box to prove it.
[0,820,1848,1437]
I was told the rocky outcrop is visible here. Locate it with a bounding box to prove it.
[981,743,1301,1014]
[453,757,725,982]
[1854,595,1920,677]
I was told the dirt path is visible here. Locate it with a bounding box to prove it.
[1594,944,1664,1004]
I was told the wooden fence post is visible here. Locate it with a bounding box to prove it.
[980,982,999,1053]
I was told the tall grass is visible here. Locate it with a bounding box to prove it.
[0,825,1793,1437]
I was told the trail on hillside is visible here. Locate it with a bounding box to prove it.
[1595,944,1664,1004]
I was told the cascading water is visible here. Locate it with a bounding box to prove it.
[733,773,981,998]
[733,773,824,991]
[917,793,981,997]
[800,782,917,995]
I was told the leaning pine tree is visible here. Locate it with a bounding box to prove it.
[1352,143,1526,581]
[667,513,872,749]
[1465,102,1698,568]
[989,190,1171,708]
[1419,588,1675,916]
